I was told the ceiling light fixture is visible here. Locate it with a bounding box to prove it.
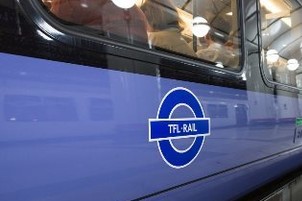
[266,49,279,63]
[111,0,136,9]
[192,17,210,38]
[287,59,299,71]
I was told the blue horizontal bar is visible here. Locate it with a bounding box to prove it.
[149,118,210,141]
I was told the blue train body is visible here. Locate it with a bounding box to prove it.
[1,0,302,200]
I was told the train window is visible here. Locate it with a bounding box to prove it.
[260,0,302,88]
[40,0,241,70]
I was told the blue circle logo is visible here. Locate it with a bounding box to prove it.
[149,87,211,169]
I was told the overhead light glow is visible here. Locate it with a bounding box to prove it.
[287,59,299,71]
[266,49,279,63]
[192,17,210,38]
[111,0,136,9]
[261,0,291,27]
[80,3,88,8]
[215,62,224,68]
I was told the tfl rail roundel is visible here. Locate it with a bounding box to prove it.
[149,87,211,169]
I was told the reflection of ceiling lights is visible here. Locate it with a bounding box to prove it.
[192,17,210,38]
[260,0,291,27]
[135,0,145,7]
[111,0,136,9]
[215,62,224,68]
[81,3,88,8]
[266,49,279,63]
[37,30,53,41]
[287,59,299,71]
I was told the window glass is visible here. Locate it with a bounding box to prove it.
[41,0,241,70]
[260,0,302,88]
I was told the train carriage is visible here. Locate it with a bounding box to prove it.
[1,0,302,200]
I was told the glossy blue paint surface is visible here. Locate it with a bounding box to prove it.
[0,53,301,200]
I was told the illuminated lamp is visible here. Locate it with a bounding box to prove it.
[111,0,136,9]
[287,59,299,71]
[192,17,210,38]
[266,49,279,63]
